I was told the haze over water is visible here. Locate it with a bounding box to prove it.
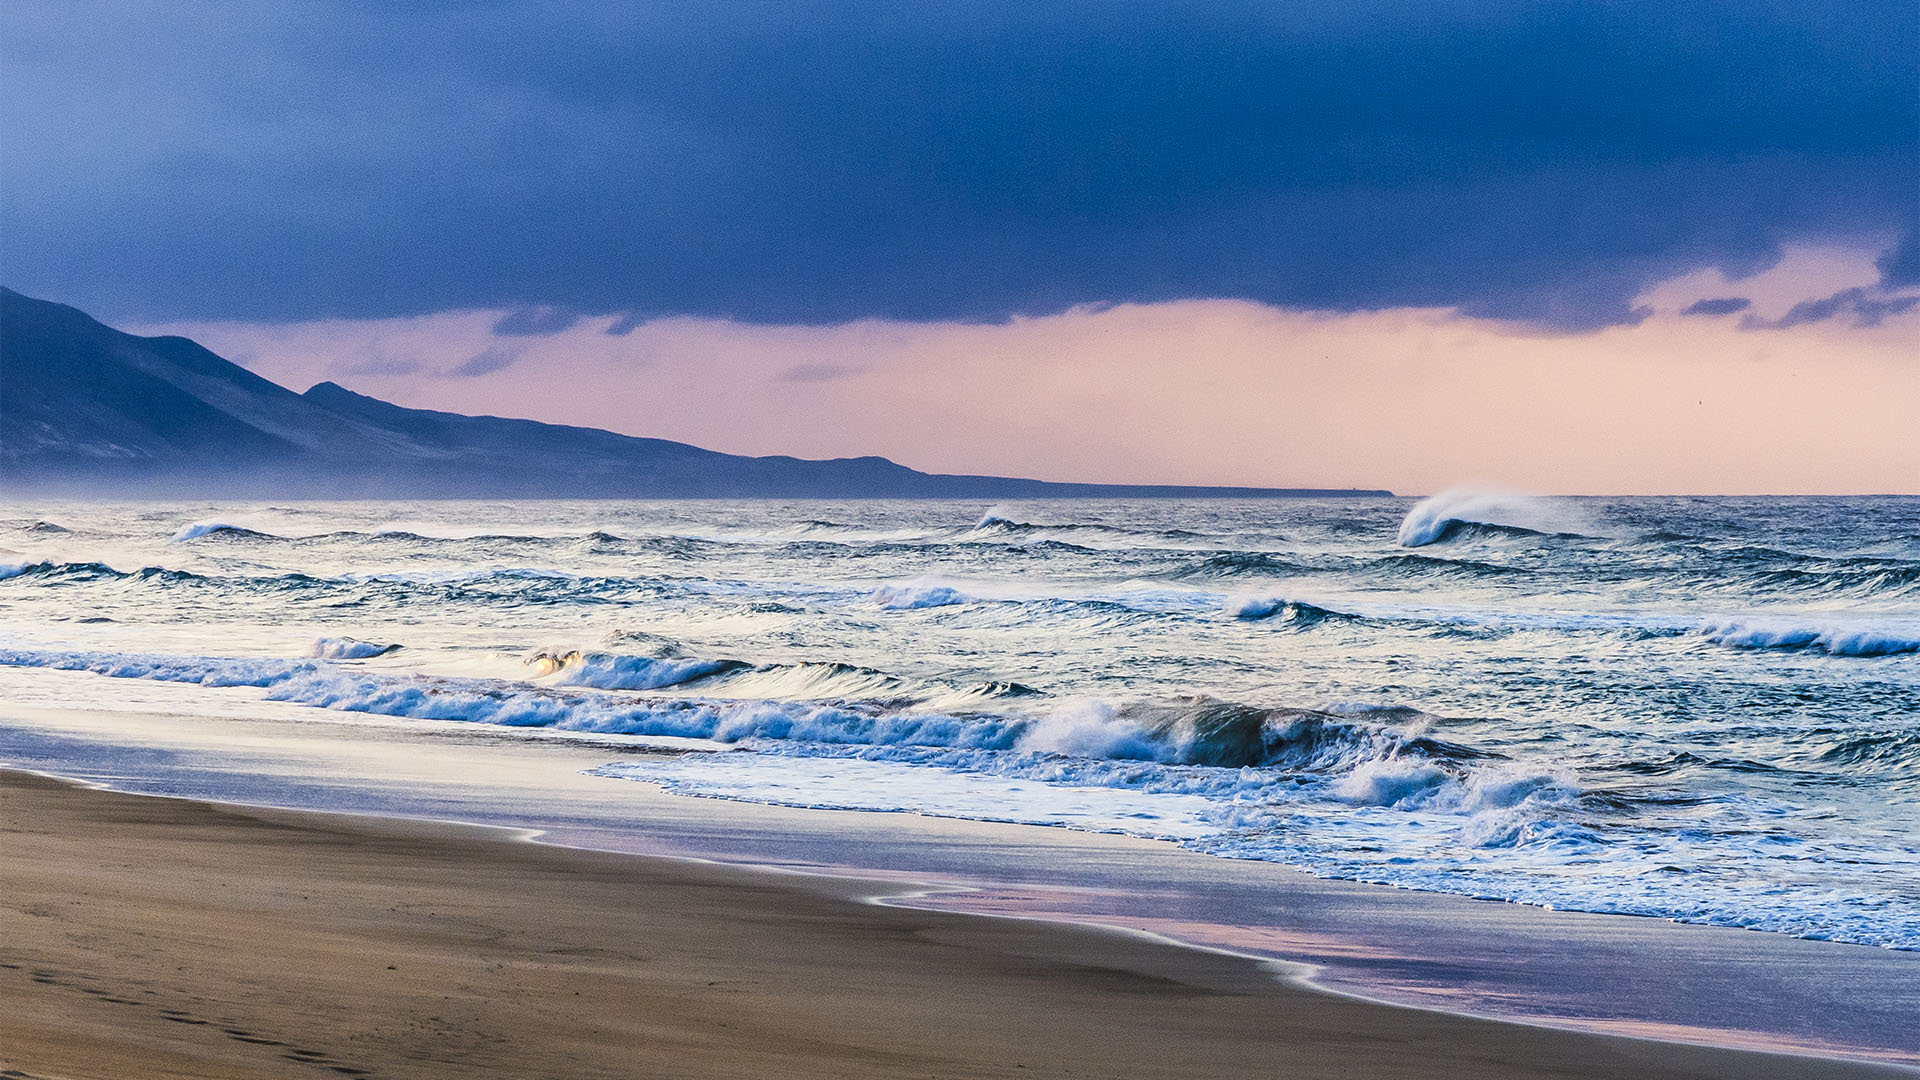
[3,492,1916,949]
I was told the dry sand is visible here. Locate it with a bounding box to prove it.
[0,770,1902,1080]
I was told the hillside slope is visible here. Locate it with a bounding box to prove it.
[0,288,1388,498]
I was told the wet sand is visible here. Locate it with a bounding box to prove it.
[1,770,1902,1080]
[4,687,1919,1065]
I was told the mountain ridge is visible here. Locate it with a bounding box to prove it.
[0,287,1391,499]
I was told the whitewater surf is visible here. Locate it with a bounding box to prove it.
[2,493,1916,950]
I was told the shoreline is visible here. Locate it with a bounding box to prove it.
[4,768,1909,1080]
[2,685,1917,1067]
[2,662,1905,956]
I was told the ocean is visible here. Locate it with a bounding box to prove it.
[3,491,1916,950]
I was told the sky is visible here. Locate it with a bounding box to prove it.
[4,1,1916,493]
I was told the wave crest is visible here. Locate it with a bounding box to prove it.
[1017,697,1471,771]
[872,581,972,609]
[171,521,280,542]
[531,649,748,690]
[1397,488,1594,547]
[1,559,138,582]
[310,636,401,660]
[1224,594,1352,627]
[1699,618,1920,657]
[0,646,1479,776]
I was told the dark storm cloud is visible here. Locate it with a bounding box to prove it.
[337,350,424,377]
[603,312,647,336]
[450,346,522,377]
[1681,298,1752,317]
[1746,288,1920,331]
[778,362,862,384]
[492,306,583,336]
[2,1,1914,330]
[1878,232,1920,289]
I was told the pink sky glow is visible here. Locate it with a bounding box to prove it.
[137,244,1918,496]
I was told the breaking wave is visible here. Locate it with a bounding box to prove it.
[0,645,1472,776]
[8,494,1920,952]
[0,559,48,581]
[1397,488,1595,547]
[171,521,278,542]
[310,636,401,659]
[529,649,749,690]
[0,559,169,583]
[1224,594,1353,626]
[872,580,973,609]
[1699,618,1920,657]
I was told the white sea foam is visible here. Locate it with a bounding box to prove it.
[7,494,1920,954]
[1014,699,1165,760]
[1332,758,1451,806]
[0,646,1448,776]
[593,753,1225,840]
[0,646,1023,748]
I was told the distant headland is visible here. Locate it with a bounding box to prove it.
[0,288,1390,500]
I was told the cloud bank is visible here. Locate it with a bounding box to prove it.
[5,1,1914,330]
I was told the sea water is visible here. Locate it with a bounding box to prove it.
[1,492,1915,948]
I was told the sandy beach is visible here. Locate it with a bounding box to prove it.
[2,769,1904,1080]
[6,1,1916,1072]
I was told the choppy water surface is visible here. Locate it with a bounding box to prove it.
[2,493,1916,948]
